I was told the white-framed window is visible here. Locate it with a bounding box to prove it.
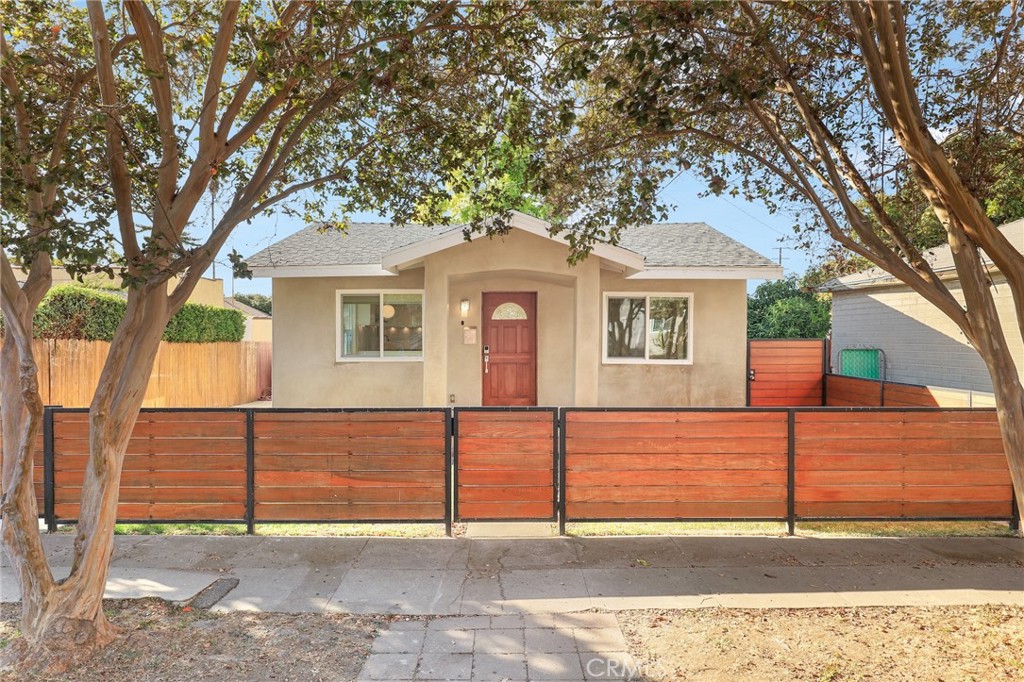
[336,290,424,362]
[603,292,693,364]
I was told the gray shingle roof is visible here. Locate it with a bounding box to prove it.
[821,218,1024,291]
[614,222,778,268]
[247,222,460,268]
[246,220,778,270]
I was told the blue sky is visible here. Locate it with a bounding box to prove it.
[211,173,817,298]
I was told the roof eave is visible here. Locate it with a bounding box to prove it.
[626,265,783,280]
[249,264,397,279]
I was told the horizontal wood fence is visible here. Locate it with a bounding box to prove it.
[44,408,450,534]
[562,410,789,522]
[825,373,996,408]
[558,407,1015,533]
[253,410,449,524]
[26,338,270,407]
[794,410,1011,520]
[454,408,557,521]
[747,339,827,406]
[52,410,248,523]
[20,406,1019,536]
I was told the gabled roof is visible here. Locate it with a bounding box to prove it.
[224,297,271,319]
[821,218,1024,291]
[247,210,781,280]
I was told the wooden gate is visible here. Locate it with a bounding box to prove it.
[747,339,827,406]
[453,408,557,521]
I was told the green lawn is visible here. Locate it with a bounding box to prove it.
[108,522,447,538]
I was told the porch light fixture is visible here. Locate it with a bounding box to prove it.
[460,299,470,317]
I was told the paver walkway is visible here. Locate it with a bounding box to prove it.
[360,613,635,681]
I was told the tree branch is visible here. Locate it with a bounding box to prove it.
[124,1,180,239]
[198,0,241,152]
[86,0,141,272]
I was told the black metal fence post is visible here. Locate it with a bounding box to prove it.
[451,408,460,524]
[787,409,796,536]
[557,409,567,536]
[43,406,57,533]
[444,409,453,537]
[245,410,255,534]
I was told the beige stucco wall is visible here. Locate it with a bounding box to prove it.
[597,274,748,406]
[272,272,425,407]
[270,228,749,408]
[243,316,273,343]
[188,277,226,308]
[421,229,600,406]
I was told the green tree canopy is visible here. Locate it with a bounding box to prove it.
[232,293,271,316]
[748,277,831,339]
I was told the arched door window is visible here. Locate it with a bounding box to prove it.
[491,302,528,320]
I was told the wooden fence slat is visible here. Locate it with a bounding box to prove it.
[568,469,789,487]
[567,501,788,519]
[796,501,1012,518]
[258,486,444,504]
[566,437,788,455]
[254,453,445,472]
[566,453,787,471]
[255,412,444,423]
[254,502,442,521]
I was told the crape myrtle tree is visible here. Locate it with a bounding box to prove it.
[538,1,1024,514]
[1,0,540,669]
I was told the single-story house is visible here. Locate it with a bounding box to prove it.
[247,211,781,407]
[822,217,1024,393]
[224,296,273,343]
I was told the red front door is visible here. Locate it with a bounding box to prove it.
[482,292,537,406]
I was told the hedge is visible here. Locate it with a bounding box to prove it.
[3,285,246,343]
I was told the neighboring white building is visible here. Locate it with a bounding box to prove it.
[822,218,1024,393]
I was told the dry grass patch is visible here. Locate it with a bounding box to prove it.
[0,598,384,681]
[619,605,1024,682]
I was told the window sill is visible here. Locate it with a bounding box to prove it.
[335,356,425,364]
[602,358,693,366]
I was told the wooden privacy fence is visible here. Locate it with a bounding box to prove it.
[825,373,997,408]
[747,339,827,406]
[253,410,448,524]
[562,410,789,522]
[27,406,1019,536]
[794,410,1010,519]
[43,407,451,533]
[26,338,271,408]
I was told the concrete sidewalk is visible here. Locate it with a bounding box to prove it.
[2,534,1020,613]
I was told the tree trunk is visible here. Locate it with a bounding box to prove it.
[0,337,56,640]
[1,288,169,674]
[945,228,1024,524]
